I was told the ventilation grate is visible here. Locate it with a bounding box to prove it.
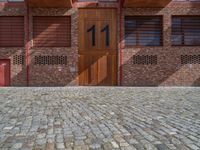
[181,55,200,64]
[13,55,25,65]
[34,55,67,65]
[133,55,157,65]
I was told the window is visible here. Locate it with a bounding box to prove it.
[172,16,200,46]
[125,16,163,46]
[0,17,24,47]
[33,16,71,47]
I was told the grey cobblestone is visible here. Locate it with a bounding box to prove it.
[0,87,200,150]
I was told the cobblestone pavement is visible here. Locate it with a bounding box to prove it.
[0,87,200,150]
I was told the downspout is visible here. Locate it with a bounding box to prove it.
[119,0,124,86]
[25,0,29,86]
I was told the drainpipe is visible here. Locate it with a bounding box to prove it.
[119,0,124,86]
[25,0,29,86]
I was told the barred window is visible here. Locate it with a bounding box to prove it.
[33,16,71,47]
[125,16,163,46]
[0,17,24,47]
[172,16,200,46]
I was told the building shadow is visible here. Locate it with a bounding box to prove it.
[2,0,200,87]
[11,5,78,86]
[120,2,200,86]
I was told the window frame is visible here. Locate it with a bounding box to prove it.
[0,16,25,47]
[171,15,200,46]
[124,16,164,48]
[33,16,72,48]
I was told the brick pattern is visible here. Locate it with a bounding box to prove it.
[0,7,26,86]
[122,7,200,86]
[0,2,200,86]
[0,48,26,86]
[0,6,78,86]
[28,8,78,86]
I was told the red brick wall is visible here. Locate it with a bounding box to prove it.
[28,8,78,86]
[0,6,79,86]
[122,6,200,86]
[0,6,26,86]
[0,1,200,86]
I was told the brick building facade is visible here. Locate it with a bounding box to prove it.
[0,0,200,86]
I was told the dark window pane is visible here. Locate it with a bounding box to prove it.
[171,35,183,45]
[172,16,200,46]
[125,16,162,46]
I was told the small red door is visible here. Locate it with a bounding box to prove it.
[0,60,10,87]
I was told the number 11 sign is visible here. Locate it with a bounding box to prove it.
[87,24,110,47]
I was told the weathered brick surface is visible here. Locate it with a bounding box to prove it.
[122,6,200,86]
[29,8,78,86]
[0,48,27,86]
[0,2,200,86]
[0,6,26,86]
[0,6,78,86]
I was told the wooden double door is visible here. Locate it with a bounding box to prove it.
[78,9,117,86]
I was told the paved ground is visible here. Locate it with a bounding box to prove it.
[0,87,200,150]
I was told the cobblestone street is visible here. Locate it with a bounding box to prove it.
[0,87,200,150]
